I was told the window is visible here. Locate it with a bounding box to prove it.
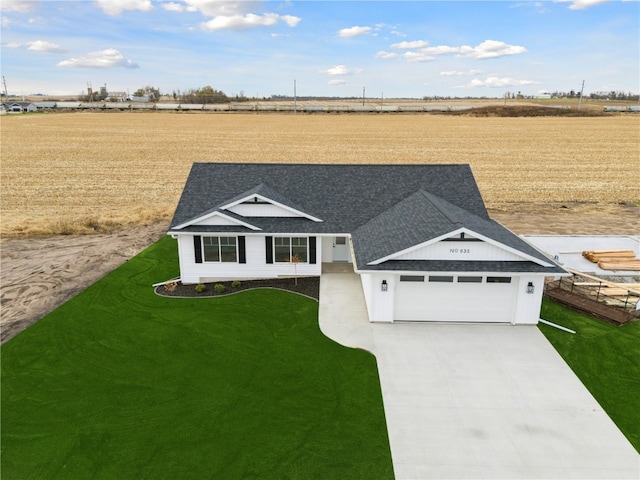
[429,276,454,282]
[203,236,237,262]
[486,276,512,284]
[458,276,482,283]
[275,237,308,263]
[400,275,425,282]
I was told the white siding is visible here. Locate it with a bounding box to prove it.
[512,275,545,324]
[177,234,321,283]
[360,273,395,322]
[193,215,241,226]
[395,240,523,262]
[227,203,300,217]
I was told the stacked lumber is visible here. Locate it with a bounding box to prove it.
[582,249,640,271]
[591,287,640,297]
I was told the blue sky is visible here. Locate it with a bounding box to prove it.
[1,0,638,98]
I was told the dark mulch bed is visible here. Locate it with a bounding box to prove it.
[155,277,320,301]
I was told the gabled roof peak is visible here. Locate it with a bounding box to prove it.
[415,190,463,227]
[219,182,323,222]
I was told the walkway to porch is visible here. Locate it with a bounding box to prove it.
[321,262,355,273]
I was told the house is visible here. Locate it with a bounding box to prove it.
[168,163,566,324]
[1,101,37,113]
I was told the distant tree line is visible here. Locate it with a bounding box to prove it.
[170,86,230,104]
[587,90,639,101]
[76,84,638,104]
[133,86,161,101]
[550,90,638,101]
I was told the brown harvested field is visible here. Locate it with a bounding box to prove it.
[1,111,639,237]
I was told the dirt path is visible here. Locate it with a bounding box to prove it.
[1,203,638,344]
[1,223,167,343]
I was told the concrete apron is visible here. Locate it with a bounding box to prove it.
[319,272,640,479]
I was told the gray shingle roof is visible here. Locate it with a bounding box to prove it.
[351,189,561,270]
[169,163,564,274]
[170,163,488,232]
[218,182,322,220]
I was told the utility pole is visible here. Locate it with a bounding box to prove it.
[294,79,297,114]
[578,80,585,110]
[362,85,365,106]
[2,76,8,98]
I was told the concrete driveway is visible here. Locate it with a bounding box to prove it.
[319,271,640,479]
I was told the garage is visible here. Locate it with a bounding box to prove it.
[394,274,518,322]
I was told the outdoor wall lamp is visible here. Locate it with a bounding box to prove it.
[381,280,388,292]
[526,282,535,294]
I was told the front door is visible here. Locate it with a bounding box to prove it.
[333,236,349,262]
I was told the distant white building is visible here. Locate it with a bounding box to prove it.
[130,95,151,103]
[106,92,128,102]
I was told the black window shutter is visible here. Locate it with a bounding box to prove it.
[238,236,246,264]
[309,237,317,264]
[194,235,202,264]
[265,236,273,264]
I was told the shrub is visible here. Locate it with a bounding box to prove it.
[164,281,178,293]
[195,283,207,293]
[231,280,241,288]
[214,284,226,294]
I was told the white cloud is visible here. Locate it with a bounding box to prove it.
[440,69,482,76]
[95,0,153,16]
[329,79,348,86]
[375,51,399,60]
[404,51,435,63]
[412,40,526,60]
[391,40,428,49]
[322,65,351,76]
[27,40,66,53]
[201,12,299,30]
[57,48,139,69]
[179,0,259,17]
[161,1,300,31]
[0,0,36,13]
[421,45,462,55]
[281,15,301,27]
[464,40,527,59]
[4,40,66,53]
[161,2,185,12]
[559,0,612,9]
[467,76,537,88]
[338,25,371,38]
[202,12,277,29]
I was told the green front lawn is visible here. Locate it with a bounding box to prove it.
[1,237,393,480]
[539,299,640,453]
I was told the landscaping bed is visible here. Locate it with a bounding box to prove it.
[156,276,320,300]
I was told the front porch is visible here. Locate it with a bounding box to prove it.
[321,262,355,274]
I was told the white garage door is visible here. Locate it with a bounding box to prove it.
[394,275,518,323]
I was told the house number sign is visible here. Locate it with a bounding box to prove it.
[449,248,471,254]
